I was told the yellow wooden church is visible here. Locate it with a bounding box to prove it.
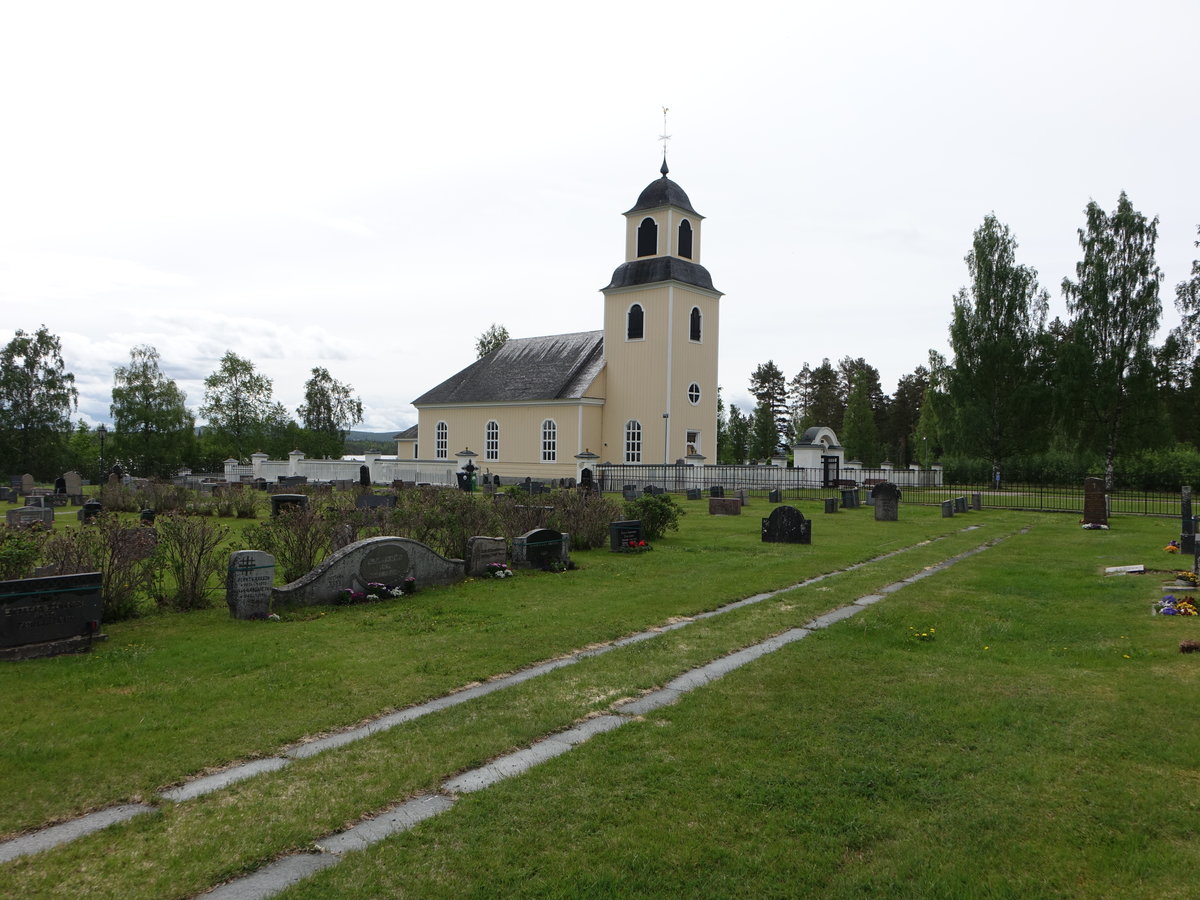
[400,160,723,479]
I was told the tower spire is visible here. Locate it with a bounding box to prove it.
[658,106,671,176]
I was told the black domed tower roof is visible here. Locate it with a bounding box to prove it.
[624,159,701,217]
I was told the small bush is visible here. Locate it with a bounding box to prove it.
[0,526,47,580]
[623,493,684,541]
[388,487,502,560]
[153,513,230,610]
[546,489,623,550]
[243,504,336,583]
[40,515,157,621]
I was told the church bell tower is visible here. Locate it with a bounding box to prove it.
[601,159,722,465]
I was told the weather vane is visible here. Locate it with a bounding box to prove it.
[659,106,671,172]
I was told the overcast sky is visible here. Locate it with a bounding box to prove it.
[3,1,1198,434]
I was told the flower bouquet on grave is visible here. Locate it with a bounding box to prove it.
[622,539,652,553]
[1175,570,1199,587]
[484,562,514,579]
[1165,540,1181,553]
[1155,595,1199,616]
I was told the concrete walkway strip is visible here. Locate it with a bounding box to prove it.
[161,758,291,803]
[0,804,155,863]
[316,794,456,855]
[203,853,340,900]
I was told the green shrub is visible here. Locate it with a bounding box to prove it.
[623,493,684,541]
[546,489,623,550]
[153,513,230,610]
[40,516,157,621]
[0,526,47,580]
[243,504,336,583]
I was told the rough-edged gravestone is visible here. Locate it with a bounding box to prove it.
[356,493,397,510]
[824,497,839,514]
[1082,477,1107,526]
[709,497,741,516]
[466,536,507,576]
[7,507,54,529]
[768,488,782,504]
[954,495,969,514]
[271,493,308,517]
[686,488,701,501]
[609,520,644,551]
[0,571,105,659]
[761,506,811,544]
[710,486,725,498]
[871,482,901,521]
[20,474,34,495]
[971,492,983,511]
[273,536,464,606]
[226,550,277,619]
[941,500,955,518]
[513,528,570,569]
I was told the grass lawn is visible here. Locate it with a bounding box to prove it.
[3,501,1199,898]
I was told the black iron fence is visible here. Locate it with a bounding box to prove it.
[595,464,1185,518]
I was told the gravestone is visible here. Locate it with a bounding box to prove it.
[226,550,277,619]
[271,493,308,517]
[273,536,465,606]
[941,500,955,518]
[1082,477,1108,527]
[622,485,639,501]
[608,520,644,551]
[871,482,901,522]
[6,507,54,529]
[708,498,741,516]
[840,488,860,509]
[513,528,570,569]
[1182,486,1195,556]
[54,476,66,494]
[954,495,969,514]
[139,509,155,525]
[356,493,397,510]
[768,488,782,504]
[20,474,33,495]
[710,486,725,498]
[761,506,811,544]
[643,485,664,496]
[971,492,983,511]
[78,499,103,523]
[579,468,594,493]
[823,497,839,514]
[466,536,507,576]
[23,495,48,509]
[359,465,371,487]
[0,571,105,659]
[0,487,15,503]
[686,488,702,501]
[736,489,749,506]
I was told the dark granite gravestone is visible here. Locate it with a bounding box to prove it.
[824,498,839,514]
[54,476,66,494]
[941,500,954,518]
[7,507,54,528]
[139,508,155,525]
[272,536,465,606]
[622,485,639,501]
[761,506,811,544]
[609,520,644,551]
[356,493,397,510]
[954,495,969,514]
[513,528,570,569]
[579,468,594,493]
[971,492,983,511]
[1082,477,1108,526]
[710,486,725,498]
[226,550,276,619]
[840,488,860,509]
[0,487,15,503]
[643,485,664,496]
[870,482,901,521]
[466,536,507,576]
[686,488,702,501]
[79,499,102,523]
[709,498,741,516]
[768,488,782,504]
[0,572,104,659]
[271,493,308,517]
[359,465,371,487]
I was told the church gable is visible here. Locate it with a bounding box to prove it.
[413,331,605,406]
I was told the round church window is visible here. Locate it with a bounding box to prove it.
[687,383,701,405]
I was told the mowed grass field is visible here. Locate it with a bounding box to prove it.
[3,500,1199,898]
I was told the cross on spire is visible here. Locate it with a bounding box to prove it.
[658,106,671,176]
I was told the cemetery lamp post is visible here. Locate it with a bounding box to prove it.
[662,412,670,464]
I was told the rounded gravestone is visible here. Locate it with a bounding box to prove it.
[360,543,411,584]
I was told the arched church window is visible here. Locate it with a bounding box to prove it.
[689,306,702,342]
[627,304,644,340]
[541,419,557,462]
[624,420,642,463]
[678,219,693,259]
[636,217,658,257]
[435,421,448,459]
[485,420,499,461]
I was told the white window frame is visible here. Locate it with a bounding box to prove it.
[541,419,557,462]
[485,420,499,461]
[624,419,642,463]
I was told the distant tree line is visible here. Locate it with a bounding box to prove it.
[0,337,364,481]
[719,194,1200,489]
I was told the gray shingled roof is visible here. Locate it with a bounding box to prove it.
[603,257,720,294]
[413,331,605,405]
[625,174,701,217]
[393,424,418,440]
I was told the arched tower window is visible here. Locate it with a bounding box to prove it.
[624,420,642,463]
[435,421,448,459]
[541,419,557,462]
[689,306,702,342]
[636,217,658,257]
[678,219,693,259]
[485,420,499,461]
[627,304,644,340]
